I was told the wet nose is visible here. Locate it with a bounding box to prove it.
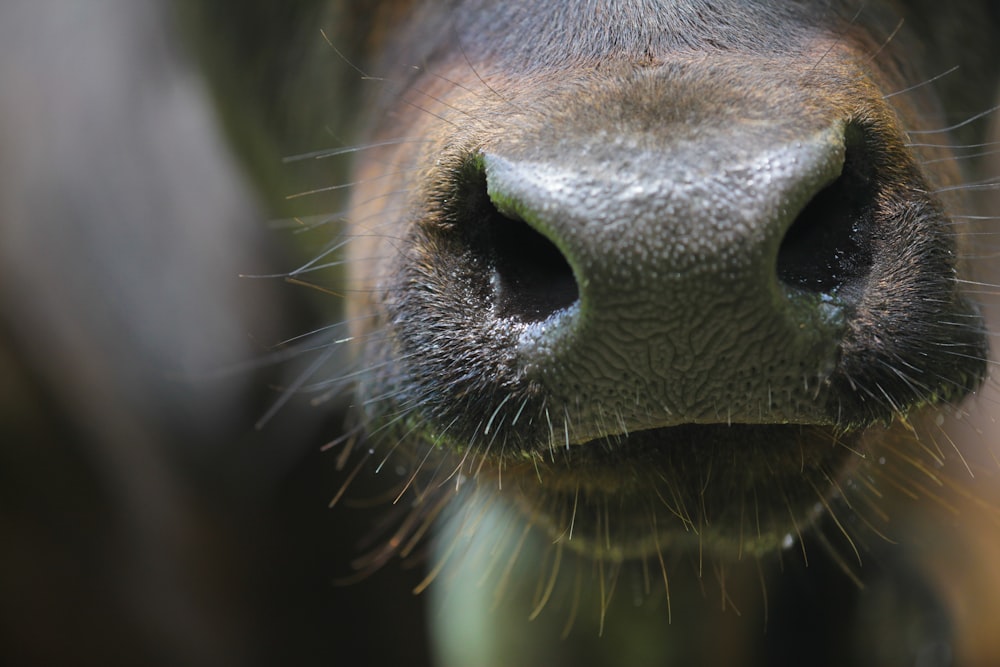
[472,119,876,437]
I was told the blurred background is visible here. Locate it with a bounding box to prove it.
[0,1,432,665]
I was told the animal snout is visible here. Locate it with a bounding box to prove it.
[354,52,988,561]
[470,119,869,435]
[419,67,975,448]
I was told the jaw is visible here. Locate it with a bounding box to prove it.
[473,423,866,561]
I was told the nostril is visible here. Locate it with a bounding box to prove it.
[454,160,579,322]
[486,210,579,321]
[776,124,878,296]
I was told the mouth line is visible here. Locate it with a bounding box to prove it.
[571,420,856,449]
[518,422,864,497]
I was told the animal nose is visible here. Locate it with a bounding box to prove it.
[469,119,877,435]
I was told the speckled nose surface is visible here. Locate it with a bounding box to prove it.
[480,117,859,440]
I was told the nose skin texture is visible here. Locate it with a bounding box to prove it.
[482,120,852,442]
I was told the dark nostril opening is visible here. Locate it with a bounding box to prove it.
[486,211,579,321]
[453,159,578,322]
[777,124,878,296]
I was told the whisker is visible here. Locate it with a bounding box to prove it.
[282,137,430,163]
[907,103,1000,136]
[329,447,373,508]
[883,65,959,99]
[808,1,867,74]
[285,167,424,200]
[254,343,341,430]
[922,147,1000,164]
[906,139,1000,150]
[865,17,903,65]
